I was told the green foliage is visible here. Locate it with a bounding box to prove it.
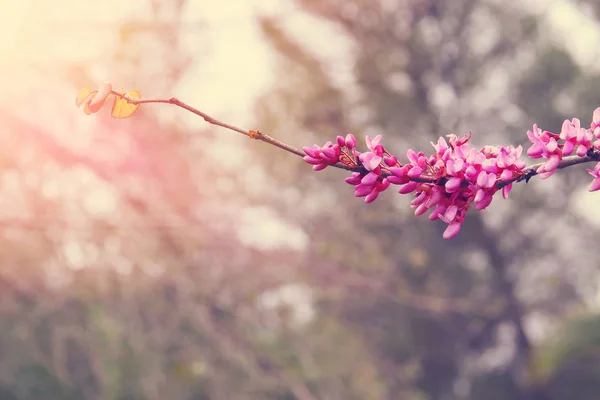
[12,365,80,400]
[533,313,600,400]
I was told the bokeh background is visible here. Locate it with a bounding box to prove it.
[2,0,600,399]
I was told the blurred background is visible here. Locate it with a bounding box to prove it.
[2,0,600,399]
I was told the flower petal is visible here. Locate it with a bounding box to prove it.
[589,177,600,192]
[443,222,462,239]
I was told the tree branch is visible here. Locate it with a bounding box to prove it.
[113,91,600,189]
[114,91,361,172]
[115,92,306,154]
[497,152,600,188]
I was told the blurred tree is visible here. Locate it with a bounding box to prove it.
[1,0,600,399]
[252,0,600,399]
[531,313,600,400]
[0,0,310,399]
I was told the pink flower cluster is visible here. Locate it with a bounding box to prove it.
[304,133,527,238]
[303,108,600,239]
[527,108,600,191]
[304,134,396,203]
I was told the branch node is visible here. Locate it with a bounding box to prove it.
[524,169,536,183]
[249,130,262,140]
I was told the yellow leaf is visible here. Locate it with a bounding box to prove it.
[87,82,112,113]
[111,90,141,119]
[76,87,93,107]
[82,91,98,115]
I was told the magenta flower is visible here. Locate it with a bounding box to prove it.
[588,162,600,192]
[560,118,593,157]
[591,107,600,133]
[526,124,549,158]
[345,133,357,149]
[303,107,600,239]
[526,124,563,179]
[303,141,342,171]
[359,152,383,171]
[358,135,386,171]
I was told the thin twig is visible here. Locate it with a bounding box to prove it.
[112,91,600,189]
[497,152,600,188]
[113,91,357,171]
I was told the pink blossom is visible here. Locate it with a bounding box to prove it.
[359,152,383,171]
[526,124,563,179]
[303,107,600,239]
[443,222,462,239]
[345,134,357,149]
[588,162,600,192]
[560,118,593,157]
[383,133,528,236]
[302,141,342,171]
[591,108,600,133]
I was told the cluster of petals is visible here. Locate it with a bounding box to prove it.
[527,108,600,191]
[303,134,395,202]
[303,133,528,239]
[303,107,600,239]
[390,135,526,239]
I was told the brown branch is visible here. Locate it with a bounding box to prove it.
[497,152,600,188]
[112,91,600,188]
[112,92,299,154]
[112,91,359,172]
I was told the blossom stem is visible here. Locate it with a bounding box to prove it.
[111,91,360,171]
[111,91,600,187]
[496,151,600,189]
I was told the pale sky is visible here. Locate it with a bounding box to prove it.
[0,0,597,121]
[1,0,600,250]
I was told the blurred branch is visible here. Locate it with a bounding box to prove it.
[468,216,533,393]
[32,21,206,31]
[0,109,157,217]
